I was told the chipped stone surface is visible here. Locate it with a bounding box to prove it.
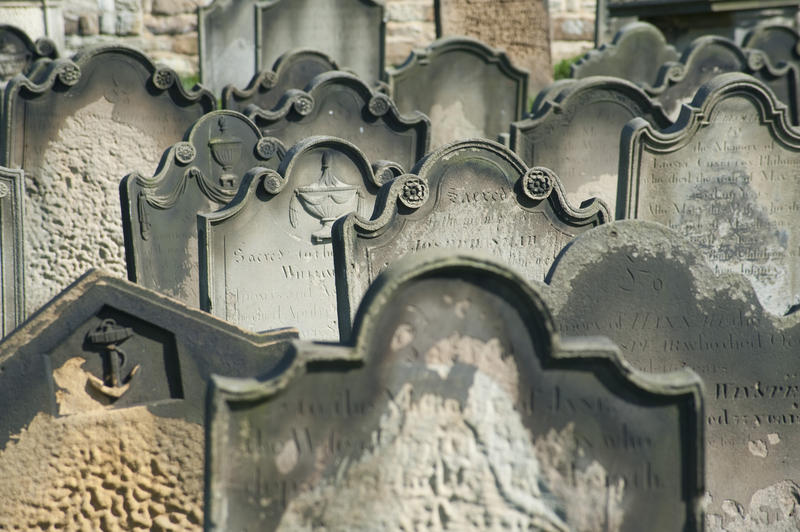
[706,481,800,532]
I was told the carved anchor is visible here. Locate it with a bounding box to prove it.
[86,319,140,399]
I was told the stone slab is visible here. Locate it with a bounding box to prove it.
[619,72,800,316]
[743,25,800,74]
[511,77,672,213]
[333,139,609,338]
[206,252,705,531]
[247,71,429,172]
[386,37,528,148]
[0,24,57,85]
[121,111,285,309]
[0,165,23,338]
[0,45,215,316]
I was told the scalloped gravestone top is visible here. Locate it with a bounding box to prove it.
[199,136,393,341]
[0,271,296,528]
[547,220,800,530]
[619,73,800,316]
[206,253,705,532]
[0,24,57,84]
[222,49,339,114]
[121,111,285,309]
[247,71,429,172]
[0,46,215,317]
[386,38,528,148]
[198,0,260,95]
[743,25,800,72]
[570,22,679,91]
[333,140,609,338]
[511,77,672,213]
[0,166,23,338]
[646,36,800,124]
[435,0,550,92]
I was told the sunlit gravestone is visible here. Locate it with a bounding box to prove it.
[0,23,57,85]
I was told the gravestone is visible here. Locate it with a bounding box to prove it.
[0,45,215,315]
[619,72,800,316]
[743,25,800,72]
[571,22,679,91]
[206,252,705,531]
[547,220,800,530]
[0,24,57,85]
[0,166,23,338]
[529,79,576,118]
[647,36,800,124]
[435,0,551,93]
[247,71,429,172]
[222,49,339,114]
[334,139,609,338]
[200,136,394,341]
[121,111,285,309]
[0,271,296,529]
[386,37,528,148]
[511,77,672,212]
[256,0,384,85]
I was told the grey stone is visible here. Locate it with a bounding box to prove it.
[386,37,528,148]
[247,71,430,172]
[647,36,800,123]
[0,166,24,338]
[529,79,576,118]
[333,139,609,339]
[205,251,705,531]
[571,21,679,91]
[0,44,215,316]
[511,77,672,213]
[743,24,800,73]
[618,72,800,316]
[199,136,395,341]
[121,111,285,309]
[221,49,339,114]
[547,219,800,530]
[198,0,260,95]
[0,24,58,84]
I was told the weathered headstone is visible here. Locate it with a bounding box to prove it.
[334,139,609,338]
[0,24,57,85]
[547,220,800,530]
[0,270,296,529]
[247,71,429,172]
[222,49,339,114]
[435,0,551,93]
[647,36,800,124]
[206,252,705,531]
[743,25,800,72]
[529,79,576,118]
[571,22,679,91]
[256,0,384,85]
[619,72,800,315]
[386,37,528,148]
[121,111,285,309]
[511,77,672,212]
[0,166,23,337]
[200,136,393,340]
[0,45,215,315]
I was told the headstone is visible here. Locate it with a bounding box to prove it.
[334,139,609,338]
[619,72,800,316]
[0,45,216,315]
[200,136,394,341]
[198,0,260,95]
[0,271,296,529]
[222,49,339,114]
[743,25,800,72]
[247,71,429,172]
[647,36,800,124]
[206,252,705,531]
[547,220,800,530]
[0,24,57,85]
[0,0,64,50]
[434,0,551,93]
[121,111,285,309]
[529,79,576,118]
[0,165,23,337]
[256,0,385,85]
[571,22,679,91]
[511,77,672,212]
[386,37,528,148]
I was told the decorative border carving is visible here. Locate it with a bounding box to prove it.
[0,166,24,337]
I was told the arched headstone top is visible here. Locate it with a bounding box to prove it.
[742,24,800,68]
[0,24,58,85]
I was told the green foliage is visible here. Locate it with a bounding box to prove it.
[553,54,584,80]
[180,73,200,92]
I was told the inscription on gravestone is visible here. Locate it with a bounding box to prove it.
[0,45,215,315]
[619,73,800,315]
[200,136,391,340]
[0,24,57,84]
[334,139,609,338]
[122,111,285,309]
[206,253,704,531]
[0,166,23,337]
[548,220,800,530]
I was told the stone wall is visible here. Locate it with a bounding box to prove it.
[548,0,597,63]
